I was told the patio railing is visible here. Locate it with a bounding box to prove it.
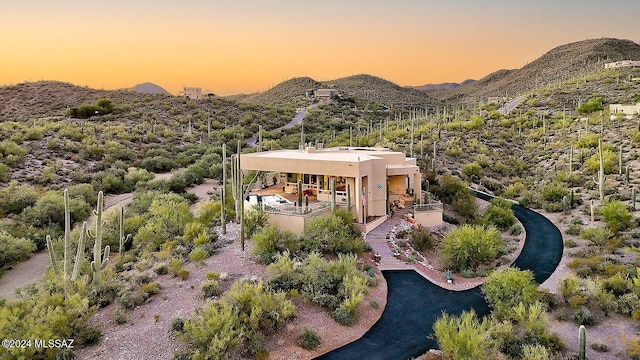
[260,201,332,216]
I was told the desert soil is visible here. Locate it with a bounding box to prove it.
[3,190,637,359]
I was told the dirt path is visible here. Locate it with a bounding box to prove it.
[0,193,136,300]
[187,178,218,213]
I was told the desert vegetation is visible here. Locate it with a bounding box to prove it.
[2,38,640,359]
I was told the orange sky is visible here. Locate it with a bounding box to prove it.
[2,1,639,95]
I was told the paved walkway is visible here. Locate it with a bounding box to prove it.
[365,211,484,291]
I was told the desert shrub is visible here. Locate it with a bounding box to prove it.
[540,182,568,203]
[252,225,299,264]
[182,301,243,359]
[579,227,611,245]
[22,191,91,228]
[171,317,185,333]
[565,223,582,235]
[433,309,497,360]
[223,280,296,334]
[113,308,128,324]
[244,207,269,238]
[142,282,162,297]
[521,344,551,360]
[583,148,617,174]
[509,224,522,236]
[560,276,581,303]
[0,182,40,215]
[75,325,101,346]
[599,200,633,234]
[591,342,609,352]
[483,198,516,230]
[140,156,177,173]
[573,307,597,325]
[298,327,321,350]
[302,212,364,255]
[201,280,221,298]
[183,222,208,244]
[440,225,504,271]
[0,230,36,266]
[462,162,482,179]
[153,262,168,275]
[267,251,370,321]
[178,269,190,280]
[134,193,193,250]
[409,225,433,251]
[482,268,540,320]
[189,246,209,263]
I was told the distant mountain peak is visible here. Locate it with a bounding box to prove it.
[131,82,170,95]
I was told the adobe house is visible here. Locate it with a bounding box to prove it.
[240,146,442,234]
[180,86,203,100]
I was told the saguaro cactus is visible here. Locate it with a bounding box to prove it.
[46,189,86,281]
[119,205,132,256]
[593,139,605,201]
[88,191,110,286]
[221,143,227,235]
[579,325,586,360]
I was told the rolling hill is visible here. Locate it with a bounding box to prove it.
[243,74,443,107]
[130,82,171,95]
[430,38,640,103]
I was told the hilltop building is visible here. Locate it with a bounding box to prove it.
[604,60,640,69]
[180,86,203,100]
[306,89,340,101]
[240,146,442,234]
[610,103,640,117]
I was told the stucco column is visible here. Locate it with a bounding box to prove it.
[355,176,363,223]
[413,172,422,203]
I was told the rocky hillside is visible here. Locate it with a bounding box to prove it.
[243,74,443,107]
[241,77,323,104]
[324,74,443,107]
[431,38,640,103]
[412,79,476,91]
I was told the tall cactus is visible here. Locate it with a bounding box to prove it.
[579,325,586,360]
[593,139,605,201]
[221,143,227,235]
[569,145,574,175]
[619,144,623,175]
[88,191,110,286]
[119,205,132,256]
[46,189,86,281]
[297,179,303,212]
[347,183,351,211]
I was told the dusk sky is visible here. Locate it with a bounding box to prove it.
[2,1,639,96]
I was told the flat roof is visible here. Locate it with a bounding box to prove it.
[241,147,404,163]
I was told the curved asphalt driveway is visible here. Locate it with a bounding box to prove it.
[316,193,563,360]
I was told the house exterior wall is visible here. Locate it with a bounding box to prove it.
[240,147,421,223]
[182,87,203,100]
[605,60,640,69]
[610,103,640,114]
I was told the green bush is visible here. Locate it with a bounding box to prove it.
[540,182,568,203]
[409,225,433,251]
[298,327,321,350]
[484,198,516,230]
[201,280,221,298]
[579,227,611,245]
[244,207,269,238]
[433,309,497,360]
[482,268,540,320]
[440,225,504,271]
[0,230,36,266]
[252,225,299,264]
[573,307,597,325]
[599,200,633,234]
[302,212,364,255]
[189,246,210,263]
